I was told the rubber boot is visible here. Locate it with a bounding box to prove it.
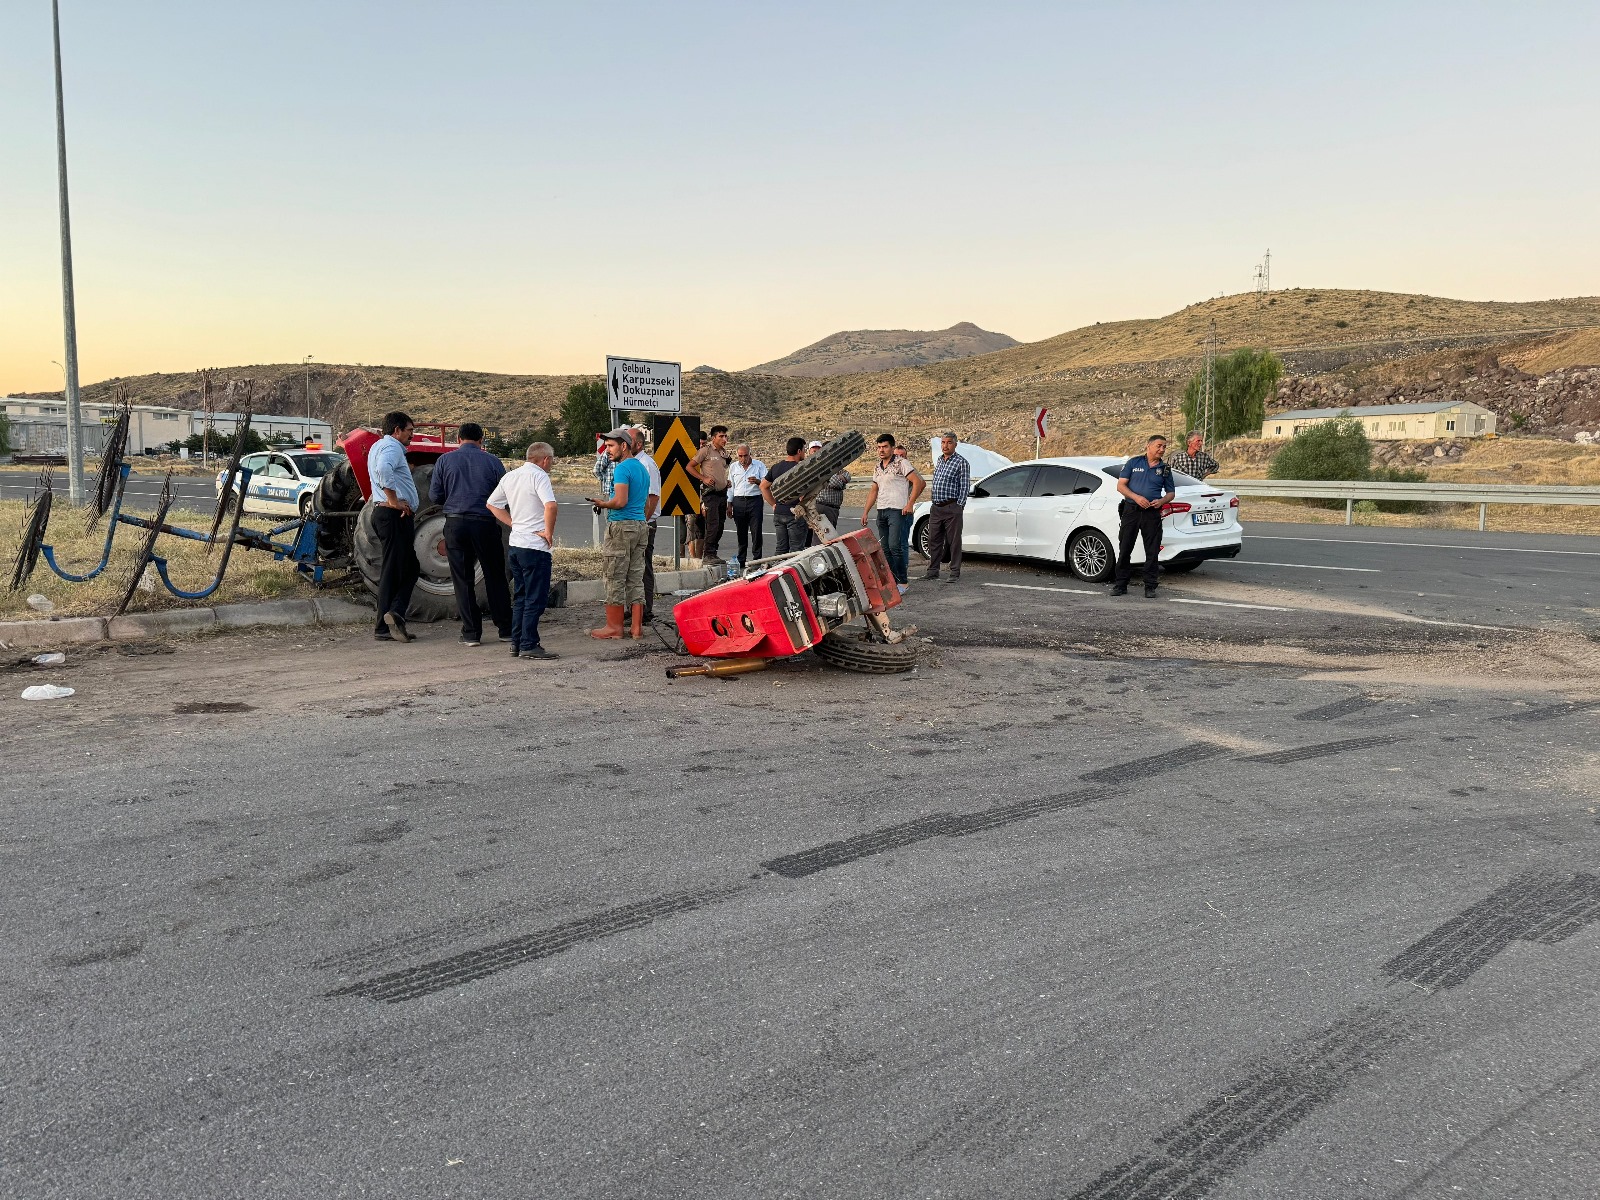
[589,604,625,639]
[628,603,644,639]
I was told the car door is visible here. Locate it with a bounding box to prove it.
[252,455,299,514]
[1015,465,1099,560]
[235,454,269,510]
[961,465,1036,553]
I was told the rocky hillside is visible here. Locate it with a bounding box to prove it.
[746,322,1017,377]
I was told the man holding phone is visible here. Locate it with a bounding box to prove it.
[1112,434,1175,598]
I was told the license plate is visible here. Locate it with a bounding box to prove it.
[1192,510,1225,526]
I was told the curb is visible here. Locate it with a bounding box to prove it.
[0,569,719,652]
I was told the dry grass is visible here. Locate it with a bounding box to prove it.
[1503,326,1600,373]
[0,499,321,620]
[551,547,675,583]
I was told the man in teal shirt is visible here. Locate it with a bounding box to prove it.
[585,427,651,639]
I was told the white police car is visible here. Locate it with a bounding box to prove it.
[217,449,345,517]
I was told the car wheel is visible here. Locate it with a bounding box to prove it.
[298,492,314,519]
[813,627,919,674]
[220,489,238,515]
[1067,528,1114,582]
[913,517,930,559]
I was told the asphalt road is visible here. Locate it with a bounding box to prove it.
[3,585,1599,1198]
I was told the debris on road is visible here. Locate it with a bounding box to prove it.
[21,684,75,700]
[31,653,66,667]
[26,594,54,614]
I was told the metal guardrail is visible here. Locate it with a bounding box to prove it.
[1209,477,1600,529]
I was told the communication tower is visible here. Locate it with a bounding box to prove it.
[1253,249,1272,298]
[1196,319,1219,442]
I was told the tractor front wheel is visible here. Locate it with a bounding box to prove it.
[813,627,920,674]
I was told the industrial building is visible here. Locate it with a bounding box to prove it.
[1262,400,1497,441]
[1,397,333,456]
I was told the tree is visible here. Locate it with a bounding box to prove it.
[1182,348,1283,441]
[185,427,267,456]
[0,413,10,455]
[1268,415,1371,482]
[559,380,610,456]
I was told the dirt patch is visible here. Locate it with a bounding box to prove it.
[173,701,255,714]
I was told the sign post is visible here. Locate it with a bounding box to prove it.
[1034,406,1049,459]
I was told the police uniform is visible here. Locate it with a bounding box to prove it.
[1113,452,1175,594]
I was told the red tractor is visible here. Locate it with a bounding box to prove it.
[670,431,919,674]
[311,422,498,622]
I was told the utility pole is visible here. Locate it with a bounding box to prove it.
[303,354,314,418]
[52,0,85,506]
[1198,319,1218,444]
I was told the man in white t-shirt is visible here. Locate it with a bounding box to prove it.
[728,443,768,564]
[486,441,560,660]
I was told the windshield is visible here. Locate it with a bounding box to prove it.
[290,453,342,478]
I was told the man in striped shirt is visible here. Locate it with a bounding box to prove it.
[922,432,970,582]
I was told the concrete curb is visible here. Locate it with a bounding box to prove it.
[0,569,720,651]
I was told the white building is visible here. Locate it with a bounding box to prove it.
[1,397,333,454]
[1262,400,1497,441]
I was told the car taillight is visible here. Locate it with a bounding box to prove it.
[1161,501,1191,516]
[1229,496,1240,507]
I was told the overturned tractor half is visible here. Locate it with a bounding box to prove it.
[670,431,919,674]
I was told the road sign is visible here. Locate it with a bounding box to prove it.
[1034,406,1049,439]
[652,414,701,517]
[607,356,682,414]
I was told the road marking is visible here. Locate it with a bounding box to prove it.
[1167,597,1293,611]
[1253,534,1600,558]
[983,582,1101,596]
[1222,560,1380,573]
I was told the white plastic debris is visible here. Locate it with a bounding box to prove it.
[138,564,158,593]
[31,652,66,666]
[21,684,75,701]
[26,594,55,614]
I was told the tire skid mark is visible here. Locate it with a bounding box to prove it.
[1381,871,1600,991]
[761,788,1111,879]
[1080,742,1231,783]
[1293,694,1383,722]
[1064,872,1600,1199]
[1493,698,1600,723]
[326,883,747,1003]
[1238,734,1402,765]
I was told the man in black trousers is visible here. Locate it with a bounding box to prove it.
[1112,434,1175,598]
[367,410,421,642]
[429,422,513,647]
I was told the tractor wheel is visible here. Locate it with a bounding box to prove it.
[353,462,486,623]
[813,627,920,674]
[770,431,868,507]
[312,461,361,561]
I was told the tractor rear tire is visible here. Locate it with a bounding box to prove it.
[770,431,867,507]
[813,627,919,674]
[353,462,485,623]
[312,461,361,561]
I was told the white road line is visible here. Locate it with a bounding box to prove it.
[1167,597,1293,611]
[1221,560,1380,573]
[1252,534,1600,558]
[983,582,1101,596]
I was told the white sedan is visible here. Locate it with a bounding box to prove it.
[217,449,345,517]
[911,454,1243,581]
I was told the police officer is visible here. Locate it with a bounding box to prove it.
[1112,434,1175,597]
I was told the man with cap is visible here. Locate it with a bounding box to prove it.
[922,432,970,582]
[1112,434,1176,598]
[428,421,512,648]
[585,427,651,639]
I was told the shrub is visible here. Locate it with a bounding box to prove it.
[1370,465,1433,513]
[559,380,611,455]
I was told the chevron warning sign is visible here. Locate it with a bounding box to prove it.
[652,414,701,518]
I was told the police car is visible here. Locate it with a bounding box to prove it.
[216,448,345,517]
[911,450,1243,582]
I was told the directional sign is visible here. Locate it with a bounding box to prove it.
[652,414,701,517]
[607,356,681,414]
[1034,406,1049,439]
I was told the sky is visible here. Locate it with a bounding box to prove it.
[2,1,1597,392]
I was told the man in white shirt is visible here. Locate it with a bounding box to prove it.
[628,428,663,622]
[728,443,768,564]
[486,441,560,660]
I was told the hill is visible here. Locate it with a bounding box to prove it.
[746,321,1017,377]
[12,290,1600,468]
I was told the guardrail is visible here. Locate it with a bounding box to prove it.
[1208,477,1600,529]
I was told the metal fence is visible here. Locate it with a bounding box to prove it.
[1209,477,1600,529]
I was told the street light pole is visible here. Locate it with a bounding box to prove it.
[303,355,313,418]
[52,0,85,506]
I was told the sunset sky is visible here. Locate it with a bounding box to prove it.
[2,1,1597,392]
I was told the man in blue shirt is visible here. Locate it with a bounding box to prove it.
[585,427,651,640]
[367,410,421,642]
[1112,434,1176,597]
[428,422,511,648]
